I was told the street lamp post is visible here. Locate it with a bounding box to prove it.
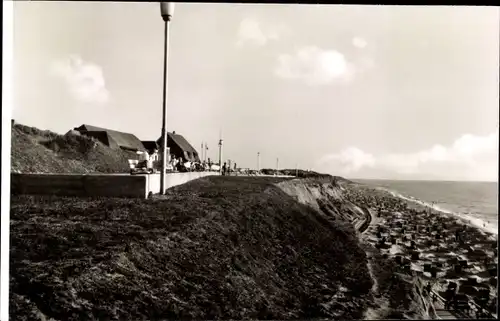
[257,152,260,173]
[160,2,174,194]
[276,158,279,176]
[218,138,223,175]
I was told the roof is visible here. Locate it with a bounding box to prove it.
[84,131,119,149]
[156,132,199,162]
[157,132,198,154]
[64,129,81,136]
[74,124,145,151]
[142,141,158,152]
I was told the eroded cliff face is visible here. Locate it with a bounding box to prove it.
[276,178,428,320]
[275,178,368,229]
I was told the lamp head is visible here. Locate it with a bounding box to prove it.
[160,2,174,21]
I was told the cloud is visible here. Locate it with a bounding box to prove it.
[50,55,109,104]
[318,147,376,173]
[274,46,353,86]
[236,18,283,47]
[317,130,499,181]
[352,37,368,49]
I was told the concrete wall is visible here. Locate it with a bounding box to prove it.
[145,172,219,196]
[11,172,220,199]
[11,173,147,198]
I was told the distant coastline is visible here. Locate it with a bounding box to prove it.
[353,179,498,236]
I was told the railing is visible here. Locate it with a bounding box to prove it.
[430,290,495,319]
[467,296,496,319]
[415,283,431,319]
[429,294,438,319]
[430,290,464,319]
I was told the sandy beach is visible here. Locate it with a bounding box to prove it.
[345,183,498,319]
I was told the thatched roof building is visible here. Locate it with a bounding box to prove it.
[156,131,200,162]
[73,124,146,152]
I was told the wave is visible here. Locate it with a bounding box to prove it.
[374,186,498,236]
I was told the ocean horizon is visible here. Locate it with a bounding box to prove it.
[352,178,498,235]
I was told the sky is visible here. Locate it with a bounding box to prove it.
[12,3,499,181]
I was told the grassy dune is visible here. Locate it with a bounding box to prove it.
[11,124,135,174]
[10,176,376,320]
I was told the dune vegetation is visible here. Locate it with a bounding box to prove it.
[11,124,135,174]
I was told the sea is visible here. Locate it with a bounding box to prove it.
[353,179,498,235]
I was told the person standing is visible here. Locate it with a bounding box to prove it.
[138,150,149,167]
[222,162,227,176]
[146,154,154,170]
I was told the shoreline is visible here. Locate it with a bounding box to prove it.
[351,182,498,319]
[371,185,498,237]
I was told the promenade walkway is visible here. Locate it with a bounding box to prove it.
[359,207,375,234]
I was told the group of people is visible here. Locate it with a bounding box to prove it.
[166,156,239,175]
[221,161,237,176]
[136,147,244,174]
